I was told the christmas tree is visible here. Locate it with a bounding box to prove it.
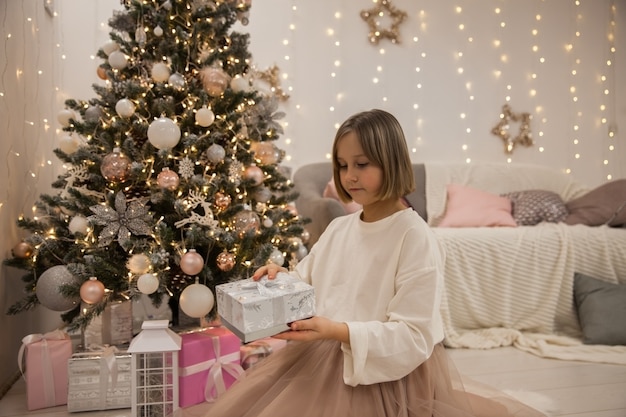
[4,0,308,332]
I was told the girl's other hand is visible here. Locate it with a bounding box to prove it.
[273,316,350,344]
[252,264,288,281]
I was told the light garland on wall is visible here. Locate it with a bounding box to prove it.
[602,0,618,180]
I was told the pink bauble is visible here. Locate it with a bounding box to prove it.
[157,168,180,191]
[80,277,106,304]
[180,249,204,276]
[199,66,230,97]
[214,192,231,210]
[243,165,264,185]
[216,251,235,272]
[101,147,131,182]
[251,142,279,165]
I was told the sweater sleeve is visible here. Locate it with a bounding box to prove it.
[340,230,445,386]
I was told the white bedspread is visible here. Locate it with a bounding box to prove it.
[423,162,626,363]
[434,224,626,364]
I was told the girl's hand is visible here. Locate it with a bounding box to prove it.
[252,264,288,281]
[273,316,350,344]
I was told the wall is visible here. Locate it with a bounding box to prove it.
[0,0,624,394]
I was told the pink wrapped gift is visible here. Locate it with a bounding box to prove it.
[240,337,287,370]
[178,326,244,407]
[18,329,72,411]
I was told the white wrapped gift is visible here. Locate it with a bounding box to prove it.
[67,346,131,412]
[216,273,316,343]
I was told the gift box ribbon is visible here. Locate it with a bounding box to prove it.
[240,275,294,297]
[18,329,68,408]
[179,336,244,402]
[82,344,122,408]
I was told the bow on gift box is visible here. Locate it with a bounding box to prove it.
[240,274,295,297]
[82,344,123,408]
[17,329,69,407]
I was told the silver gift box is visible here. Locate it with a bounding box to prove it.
[216,273,316,343]
[67,348,131,412]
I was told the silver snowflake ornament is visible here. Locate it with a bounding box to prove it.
[88,192,153,250]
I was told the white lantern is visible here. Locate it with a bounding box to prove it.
[128,320,181,417]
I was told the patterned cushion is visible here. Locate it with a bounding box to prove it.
[502,190,568,226]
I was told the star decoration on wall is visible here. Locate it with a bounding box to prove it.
[360,0,408,45]
[251,65,290,101]
[491,104,534,154]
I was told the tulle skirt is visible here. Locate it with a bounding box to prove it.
[184,339,547,417]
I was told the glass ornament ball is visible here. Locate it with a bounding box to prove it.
[36,265,81,311]
[101,148,131,182]
[243,165,264,186]
[108,50,128,70]
[68,215,89,235]
[301,229,311,244]
[180,249,204,276]
[230,75,249,92]
[168,73,186,90]
[115,99,136,118]
[157,168,180,191]
[127,253,151,275]
[296,245,308,261]
[80,277,105,304]
[216,251,235,272]
[179,281,214,318]
[269,248,284,266]
[12,241,34,259]
[148,117,181,150]
[206,144,226,164]
[200,66,230,97]
[102,40,120,56]
[233,209,260,235]
[151,62,171,83]
[214,192,231,210]
[59,132,81,154]
[57,109,76,127]
[195,106,215,127]
[262,217,273,228]
[96,66,108,80]
[85,106,102,123]
[137,273,159,295]
[154,25,164,37]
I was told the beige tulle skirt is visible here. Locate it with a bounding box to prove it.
[185,339,547,417]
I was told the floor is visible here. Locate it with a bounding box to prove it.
[0,347,624,417]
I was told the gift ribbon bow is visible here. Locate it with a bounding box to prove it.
[178,336,244,402]
[241,275,293,297]
[17,329,68,408]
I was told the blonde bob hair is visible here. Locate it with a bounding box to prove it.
[331,109,415,203]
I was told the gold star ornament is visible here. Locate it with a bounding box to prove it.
[360,0,408,45]
[491,104,533,154]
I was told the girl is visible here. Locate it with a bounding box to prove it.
[201,109,547,417]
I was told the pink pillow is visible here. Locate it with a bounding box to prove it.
[438,184,517,227]
[323,178,362,214]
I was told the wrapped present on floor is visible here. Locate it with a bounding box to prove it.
[67,346,131,412]
[240,337,288,370]
[178,326,244,407]
[18,329,72,411]
[216,273,316,343]
[83,299,133,348]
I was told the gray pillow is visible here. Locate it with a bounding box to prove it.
[502,190,568,225]
[573,272,626,345]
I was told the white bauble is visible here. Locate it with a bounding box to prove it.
[151,62,171,83]
[102,40,120,56]
[137,273,160,295]
[154,25,164,37]
[115,99,136,118]
[127,253,151,275]
[108,50,128,70]
[179,282,214,318]
[269,248,284,265]
[230,75,249,92]
[68,215,89,235]
[195,106,215,127]
[57,109,76,127]
[59,132,81,154]
[147,117,181,149]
